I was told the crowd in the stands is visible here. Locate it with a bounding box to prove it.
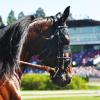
[72,49,100,66]
[72,66,100,78]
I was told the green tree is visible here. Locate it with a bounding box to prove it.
[35,7,45,18]
[18,11,25,19]
[7,10,16,25]
[0,16,4,26]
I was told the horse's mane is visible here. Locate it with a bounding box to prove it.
[0,15,35,80]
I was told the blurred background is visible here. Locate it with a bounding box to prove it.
[0,0,100,100]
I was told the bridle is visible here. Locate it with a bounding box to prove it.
[40,24,72,86]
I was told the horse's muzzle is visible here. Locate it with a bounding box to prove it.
[50,68,72,87]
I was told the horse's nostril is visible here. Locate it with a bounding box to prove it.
[50,71,72,87]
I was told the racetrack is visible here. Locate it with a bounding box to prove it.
[21,90,100,99]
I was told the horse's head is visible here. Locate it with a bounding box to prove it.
[22,6,72,87]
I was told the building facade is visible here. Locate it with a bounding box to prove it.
[67,19,100,47]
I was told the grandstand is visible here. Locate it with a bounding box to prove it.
[67,19,100,66]
[68,19,100,45]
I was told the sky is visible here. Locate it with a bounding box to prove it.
[0,0,100,24]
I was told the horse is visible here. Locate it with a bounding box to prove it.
[0,6,72,100]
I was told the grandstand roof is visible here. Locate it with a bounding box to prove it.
[67,19,100,28]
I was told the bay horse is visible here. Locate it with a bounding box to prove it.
[0,6,72,100]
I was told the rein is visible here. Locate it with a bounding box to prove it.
[18,60,72,76]
[18,60,55,73]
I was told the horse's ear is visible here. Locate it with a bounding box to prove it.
[59,6,70,24]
